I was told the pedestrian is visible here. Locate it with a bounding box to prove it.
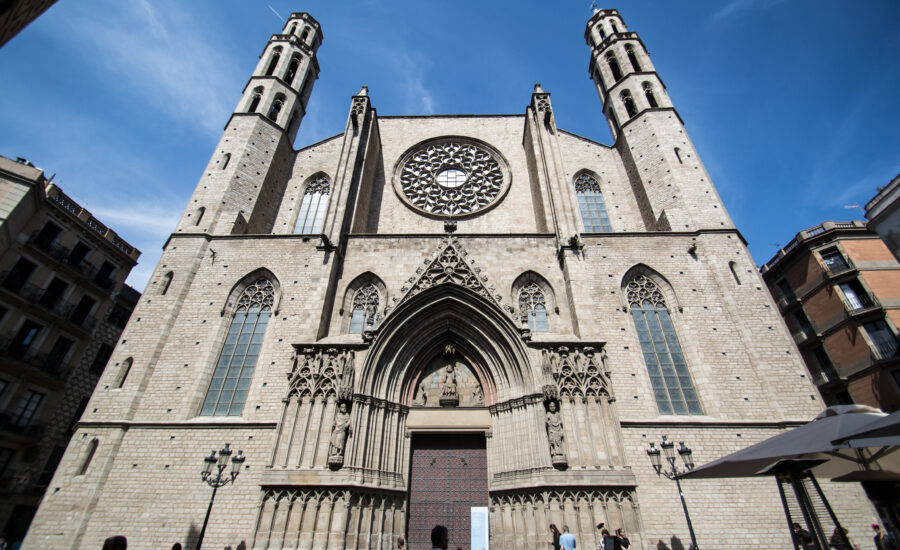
[792,522,815,550]
[598,528,610,549]
[829,526,859,549]
[430,525,448,550]
[601,528,619,550]
[548,523,561,550]
[874,524,899,550]
[101,536,127,550]
[396,535,407,549]
[616,528,631,549]
[559,525,576,550]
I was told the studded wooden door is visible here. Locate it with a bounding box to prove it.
[407,433,489,550]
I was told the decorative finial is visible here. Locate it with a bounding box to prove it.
[357,85,368,96]
[534,83,545,93]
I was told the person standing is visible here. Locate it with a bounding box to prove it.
[548,523,561,550]
[615,528,631,549]
[430,525,449,550]
[874,524,899,550]
[559,525,576,550]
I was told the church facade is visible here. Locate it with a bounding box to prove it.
[25,9,874,550]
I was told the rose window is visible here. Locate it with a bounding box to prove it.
[394,138,510,217]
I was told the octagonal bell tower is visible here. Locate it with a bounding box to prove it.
[586,9,733,232]
[174,12,323,236]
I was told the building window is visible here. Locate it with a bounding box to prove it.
[78,439,99,475]
[2,257,37,292]
[248,87,263,113]
[284,53,301,85]
[67,242,91,266]
[348,283,379,334]
[626,45,641,72]
[116,357,133,388]
[46,336,74,371]
[221,153,231,169]
[518,283,549,332]
[267,94,285,121]
[194,206,206,226]
[611,21,620,33]
[864,320,898,360]
[606,53,623,82]
[70,295,96,327]
[839,280,873,311]
[108,303,131,328]
[820,247,849,273]
[201,278,274,416]
[642,82,659,108]
[627,275,702,415]
[574,173,612,232]
[674,147,683,164]
[11,389,45,428]
[621,90,637,118]
[0,447,14,478]
[160,271,173,295]
[10,320,42,358]
[728,261,741,285]
[33,221,62,249]
[792,309,814,336]
[776,278,795,300]
[293,175,329,234]
[38,277,69,309]
[288,23,296,35]
[264,46,282,76]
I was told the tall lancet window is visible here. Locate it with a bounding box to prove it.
[627,275,701,415]
[293,175,329,234]
[348,283,379,334]
[575,173,612,232]
[519,283,549,332]
[201,279,274,416]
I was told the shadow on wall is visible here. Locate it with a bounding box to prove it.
[224,542,247,550]
[182,522,199,549]
[656,536,692,550]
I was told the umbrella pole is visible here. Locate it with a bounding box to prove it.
[787,470,828,550]
[808,474,852,548]
[776,475,802,550]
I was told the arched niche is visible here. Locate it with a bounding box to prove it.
[408,342,487,407]
[359,283,534,405]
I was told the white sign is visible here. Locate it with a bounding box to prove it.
[471,506,489,550]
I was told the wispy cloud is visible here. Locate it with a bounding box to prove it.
[386,49,436,115]
[712,0,786,21]
[43,0,243,136]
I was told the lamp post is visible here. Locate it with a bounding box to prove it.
[647,435,699,550]
[197,443,245,550]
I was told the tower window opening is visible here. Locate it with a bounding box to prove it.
[627,274,702,415]
[267,94,285,121]
[607,53,623,82]
[575,173,612,232]
[265,47,282,76]
[621,90,637,118]
[160,271,173,295]
[611,21,620,33]
[728,261,741,285]
[201,278,275,416]
[116,358,132,388]
[294,175,330,234]
[626,45,641,72]
[300,27,310,41]
[598,26,606,40]
[221,152,231,169]
[643,82,659,108]
[674,147,683,164]
[349,283,379,334]
[288,23,296,35]
[287,110,299,134]
[78,438,99,475]
[284,53,301,85]
[519,283,549,332]
[194,207,205,226]
[248,87,263,113]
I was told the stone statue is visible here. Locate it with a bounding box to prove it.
[545,400,567,467]
[327,402,351,466]
[472,383,484,406]
[439,365,458,406]
[415,378,428,406]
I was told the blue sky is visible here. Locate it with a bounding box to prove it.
[1,0,898,290]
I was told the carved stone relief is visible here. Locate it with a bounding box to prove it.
[412,344,484,408]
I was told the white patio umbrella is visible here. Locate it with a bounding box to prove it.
[677,405,900,549]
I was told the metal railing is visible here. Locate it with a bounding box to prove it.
[0,338,74,380]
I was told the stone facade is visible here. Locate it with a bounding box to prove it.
[25,9,876,550]
[0,155,140,544]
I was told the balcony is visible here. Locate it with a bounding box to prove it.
[792,328,816,346]
[845,294,881,318]
[776,293,800,311]
[823,257,857,279]
[0,338,73,381]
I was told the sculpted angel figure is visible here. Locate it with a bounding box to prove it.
[328,402,352,459]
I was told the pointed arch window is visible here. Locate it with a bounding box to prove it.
[160,271,173,295]
[267,94,285,122]
[300,27,310,42]
[519,283,549,332]
[284,53,301,86]
[627,275,701,415]
[293,175,329,234]
[606,53,623,82]
[78,438,99,475]
[201,279,274,416]
[265,46,282,76]
[348,283,379,334]
[621,90,637,118]
[626,45,641,72]
[643,82,659,108]
[248,87,263,113]
[575,173,612,232]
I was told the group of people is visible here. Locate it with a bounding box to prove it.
[792,521,899,550]
[549,522,630,550]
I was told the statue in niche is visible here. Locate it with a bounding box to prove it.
[439,365,459,406]
[545,400,568,468]
[415,379,428,406]
[327,401,352,467]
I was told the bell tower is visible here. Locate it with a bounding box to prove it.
[586,9,732,232]
[175,12,323,235]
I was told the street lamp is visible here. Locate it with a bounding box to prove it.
[647,436,699,550]
[197,443,246,550]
